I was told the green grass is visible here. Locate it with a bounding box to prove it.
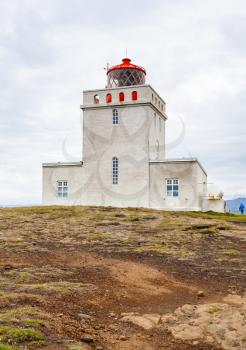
[0,306,49,322]
[68,344,87,350]
[128,216,140,222]
[16,281,86,293]
[0,344,22,350]
[221,248,239,255]
[184,210,246,222]
[0,326,44,343]
[22,319,45,327]
[207,306,222,314]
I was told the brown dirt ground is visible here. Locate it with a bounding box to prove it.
[0,206,245,350]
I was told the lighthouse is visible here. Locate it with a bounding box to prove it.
[42,57,225,212]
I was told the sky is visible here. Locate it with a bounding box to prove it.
[0,0,246,206]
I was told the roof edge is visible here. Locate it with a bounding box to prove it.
[42,162,83,168]
[150,158,207,176]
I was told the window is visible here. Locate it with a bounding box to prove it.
[132,90,138,101]
[119,92,124,102]
[155,97,157,105]
[158,100,160,108]
[166,179,179,197]
[106,93,112,103]
[94,94,99,104]
[112,109,118,124]
[152,93,154,102]
[57,181,68,198]
[112,157,118,184]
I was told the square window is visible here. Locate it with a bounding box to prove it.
[57,181,68,198]
[166,179,179,198]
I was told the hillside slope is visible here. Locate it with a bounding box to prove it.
[0,206,245,350]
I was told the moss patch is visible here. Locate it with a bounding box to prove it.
[0,326,44,344]
[0,344,22,350]
[207,306,222,314]
[0,306,49,322]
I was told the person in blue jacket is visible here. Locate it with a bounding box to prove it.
[239,203,245,214]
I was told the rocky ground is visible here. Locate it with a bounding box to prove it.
[0,206,245,350]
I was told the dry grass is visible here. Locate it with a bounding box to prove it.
[0,205,245,349]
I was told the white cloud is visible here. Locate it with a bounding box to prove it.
[0,0,246,205]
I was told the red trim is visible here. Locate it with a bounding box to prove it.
[107,58,146,75]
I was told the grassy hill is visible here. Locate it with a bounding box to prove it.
[0,206,245,350]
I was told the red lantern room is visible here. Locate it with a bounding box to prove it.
[107,58,146,88]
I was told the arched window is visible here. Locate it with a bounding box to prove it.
[112,109,118,124]
[132,91,138,101]
[112,157,118,184]
[106,93,112,103]
[94,94,99,104]
[119,92,124,102]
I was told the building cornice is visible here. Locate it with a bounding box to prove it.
[42,162,83,168]
[80,102,167,120]
[149,158,207,176]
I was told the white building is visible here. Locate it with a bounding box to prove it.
[42,57,225,212]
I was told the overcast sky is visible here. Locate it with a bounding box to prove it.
[1,0,246,205]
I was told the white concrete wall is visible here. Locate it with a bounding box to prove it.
[42,82,225,213]
[82,84,166,116]
[81,105,150,207]
[80,85,167,208]
[148,112,165,161]
[42,164,84,205]
[149,160,207,210]
[203,198,225,213]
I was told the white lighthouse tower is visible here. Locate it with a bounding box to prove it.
[42,57,225,212]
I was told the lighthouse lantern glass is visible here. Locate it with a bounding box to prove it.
[107,68,145,88]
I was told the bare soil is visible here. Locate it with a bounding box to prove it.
[0,206,245,350]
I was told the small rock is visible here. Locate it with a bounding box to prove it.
[223,294,244,305]
[121,312,136,317]
[181,304,195,316]
[78,313,92,321]
[161,314,177,325]
[108,324,118,331]
[197,290,205,297]
[143,313,161,325]
[120,315,155,330]
[81,335,94,343]
[119,335,127,341]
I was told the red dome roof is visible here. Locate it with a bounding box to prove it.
[107,58,146,75]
